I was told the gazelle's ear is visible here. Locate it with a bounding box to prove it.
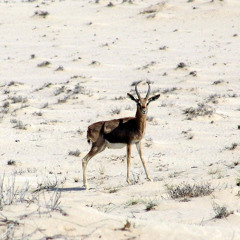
[127,93,137,102]
[147,94,160,105]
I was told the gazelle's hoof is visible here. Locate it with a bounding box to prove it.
[147,177,153,182]
[83,184,89,189]
[126,179,131,184]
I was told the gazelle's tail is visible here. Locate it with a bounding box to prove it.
[87,128,91,144]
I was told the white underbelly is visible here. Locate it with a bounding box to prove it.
[106,140,126,149]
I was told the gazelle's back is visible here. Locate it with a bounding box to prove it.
[87,117,135,144]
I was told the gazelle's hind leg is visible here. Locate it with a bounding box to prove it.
[136,142,152,181]
[82,142,106,189]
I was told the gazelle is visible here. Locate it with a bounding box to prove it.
[82,81,160,189]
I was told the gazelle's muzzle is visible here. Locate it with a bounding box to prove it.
[141,108,147,115]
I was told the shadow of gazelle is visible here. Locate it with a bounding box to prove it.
[50,187,86,192]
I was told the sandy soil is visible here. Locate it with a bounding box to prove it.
[0,0,240,239]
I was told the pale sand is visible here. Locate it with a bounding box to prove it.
[0,0,240,239]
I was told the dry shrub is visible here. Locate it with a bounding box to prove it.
[183,103,215,119]
[213,202,232,219]
[140,2,166,14]
[68,149,81,157]
[167,182,214,200]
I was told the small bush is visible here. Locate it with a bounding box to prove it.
[226,143,238,151]
[13,121,27,130]
[2,102,10,108]
[34,11,49,18]
[58,95,70,104]
[140,2,165,15]
[0,174,30,209]
[10,96,27,104]
[159,46,168,50]
[183,104,215,119]
[54,86,65,96]
[35,82,52,92]
[110,107,121,115]
[207,94,222,103]
[46,191,62,212]
[130,172,140,185]
[213,202,232,219]
[167,182,214,200]
[114,96,125,100]
[7,160,16,166]
[161,87,178,94]
[37,61,50,67]
[68,149,80,157]
[73,84,84,95]
[108,188,119,194]
[34,176,66,193]
[144,198,158,211]
[212,80,224,85]
[33,111,42,116]
[125,199,141,207]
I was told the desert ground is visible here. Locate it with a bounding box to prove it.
[0,0,240,239]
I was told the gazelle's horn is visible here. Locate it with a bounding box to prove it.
[146,81,151,99]
[135,81,142,100]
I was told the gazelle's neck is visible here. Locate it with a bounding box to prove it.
[135,106,147,133]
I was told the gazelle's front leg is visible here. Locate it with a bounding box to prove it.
[136,142,152,181]
[126,144,132,184]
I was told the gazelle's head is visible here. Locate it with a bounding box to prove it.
[127,81,160,115]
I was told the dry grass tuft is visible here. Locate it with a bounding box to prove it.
[125,199,141,207]
[37,61,51,67]
[167,182,214,200]
[144,198,159,211]
[183,104,215,119]
[225,143,238,151]
[0,174,30,209]
[13,121,27,130]
[213,202,233,219]
[110,107,121,115]
[7,160,16,166]
[34,10,49,18]
[140,2,166,14]
[10,96,28,104]
[68,149,81,157]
